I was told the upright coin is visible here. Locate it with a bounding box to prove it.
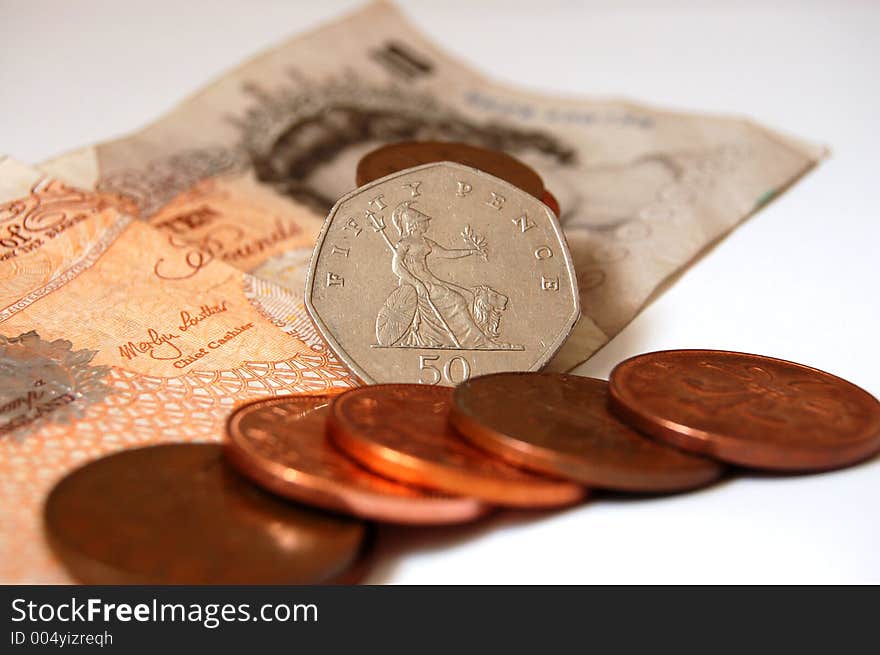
[609,350,880,472]
[226,395,489,525]
[451,372,724,492]
[44,444,367,584]
[307,161,580,384]
[356,141,546,201]
[328,384,586,508]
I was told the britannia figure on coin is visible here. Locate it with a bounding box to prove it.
[375,201,521,350]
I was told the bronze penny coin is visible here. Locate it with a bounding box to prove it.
[328,384,585,508]
[541,189,561,217]
[609,349,880,472]
[44,443,368,584]
[328,524,376,585]
[225,395,489,525]
[451,372,724,492]
[356,141,546,200]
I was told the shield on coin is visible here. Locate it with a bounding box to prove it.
[376,285,418,346]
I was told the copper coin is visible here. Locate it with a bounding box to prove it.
[541,189,561,217]
[225,395,488,525]
[609,350,880,472]
[356,141,546,200]
[451,372,724,492]
[328,384,585,508]
[44,443,367,584]
[328,525,376,585]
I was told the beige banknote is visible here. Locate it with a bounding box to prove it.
[0,156,355,582]
[40,1,824,372]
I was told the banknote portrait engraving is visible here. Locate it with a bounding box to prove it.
[233,76,575,213]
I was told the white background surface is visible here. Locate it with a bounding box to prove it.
[1,0,878,583]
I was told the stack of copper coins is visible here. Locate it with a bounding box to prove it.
[223,349,880,531]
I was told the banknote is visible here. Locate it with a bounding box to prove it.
[39,1,824,372]
[0,157,355,582]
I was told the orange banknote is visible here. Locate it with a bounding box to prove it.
[0,157,355,582]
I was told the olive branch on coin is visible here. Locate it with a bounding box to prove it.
[461,225,488,261]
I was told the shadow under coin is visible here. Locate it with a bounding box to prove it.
[587,468,738,506]
[732,448,880,481]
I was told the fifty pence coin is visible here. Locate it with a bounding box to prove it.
[226,395,489,525]
[328,384,586,508]
[609,349,880,472]
[306,161,580,385]
[44,444,368,584]
[450,372,724,492]
[356,141,546,201]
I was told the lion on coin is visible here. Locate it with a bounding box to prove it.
[472,285,509,341]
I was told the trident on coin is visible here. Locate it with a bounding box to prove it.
[365,206,461,348]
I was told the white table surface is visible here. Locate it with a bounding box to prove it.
[2,0,877,584]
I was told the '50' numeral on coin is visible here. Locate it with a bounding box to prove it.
[419,355,471,385]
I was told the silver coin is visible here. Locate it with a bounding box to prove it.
[305,162,580,385]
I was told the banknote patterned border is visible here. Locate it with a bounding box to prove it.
[242,272,336,353]
[0,214,133,323]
